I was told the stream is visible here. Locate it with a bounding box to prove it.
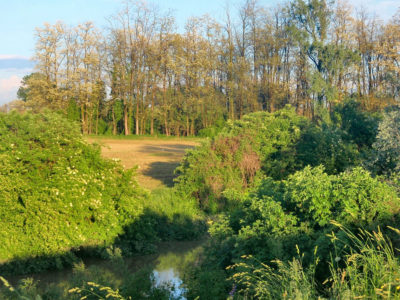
[8,239,206,299]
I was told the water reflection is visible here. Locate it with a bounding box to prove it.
[7,239,205,299]
[153,268,185,299]
[150,242,204,299]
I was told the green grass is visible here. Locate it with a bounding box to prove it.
[148,188,204,221]
[148,152,175,157]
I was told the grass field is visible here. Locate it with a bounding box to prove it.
[87,137,202,190]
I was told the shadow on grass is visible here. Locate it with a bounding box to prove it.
[142,162,181,187]
[0,208,206,278]
[137,144,196,154]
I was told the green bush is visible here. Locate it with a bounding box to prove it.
[231,166,398,260]
[175,106,360,212]
[185,166,400,299]
[331,100,380,150]
[198,117,226,138]
[283,166,398,227]
[0,111,148,272]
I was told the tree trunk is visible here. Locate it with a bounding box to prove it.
[95,103,99,135]
[150,86,155,135]
[124,99,130,135]
[81,103,86,134]
[186,115,190,136]
[135,94,140,135]
[112,105,117,135]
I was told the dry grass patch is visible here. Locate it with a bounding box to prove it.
[87,137,201,190]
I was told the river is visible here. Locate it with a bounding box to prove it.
[8,239,206,299]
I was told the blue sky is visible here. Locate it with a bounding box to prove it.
[0,0,398,105]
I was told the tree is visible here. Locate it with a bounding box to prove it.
[22,0,399,136]
[17,73,38,102]
[369,107,400,175]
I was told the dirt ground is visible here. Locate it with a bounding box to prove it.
[87,138,201,190]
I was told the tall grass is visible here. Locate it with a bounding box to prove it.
[142,188,206,241]
[228,248,319,299]
[228,223,400,299]
[328,222,400,299]
[148,188,203,220]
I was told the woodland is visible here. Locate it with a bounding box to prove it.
[9,0,400,136]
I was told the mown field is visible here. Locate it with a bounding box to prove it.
[87,137,202,190]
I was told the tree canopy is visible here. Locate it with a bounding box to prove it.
[15,0,400,136]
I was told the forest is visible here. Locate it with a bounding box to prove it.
[9,0,400,136]
[1,0,400,299]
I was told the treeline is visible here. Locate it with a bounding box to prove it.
[16,0,400,135]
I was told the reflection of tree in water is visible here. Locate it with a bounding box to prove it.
[5,240,205,298]
[155,246,203,275]
[152,246,204,299]
[153,268,185,299]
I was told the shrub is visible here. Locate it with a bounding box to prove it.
[185,166,400,298]
[283,166,398,227]
[331,100,380,150]
[175,106,360,212]
[0,111,147,272]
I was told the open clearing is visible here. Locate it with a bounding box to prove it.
[87,137,201,190]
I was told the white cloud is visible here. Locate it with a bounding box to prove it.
[0,75,22,104]
[0,68,33,75]
[0,54,30,60]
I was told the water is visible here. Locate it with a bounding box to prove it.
[7,239,205,298]
[148,241,204,299]
[153,268,185,299]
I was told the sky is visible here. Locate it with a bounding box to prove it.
[0,0,398,105]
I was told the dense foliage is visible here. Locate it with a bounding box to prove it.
[209,166,398,264]
[331,100,380,150]
[0,111,204,275]
[174,104,400,299]
[0,112,144,263]
[175,106,360,212]
[185,167,400,299]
